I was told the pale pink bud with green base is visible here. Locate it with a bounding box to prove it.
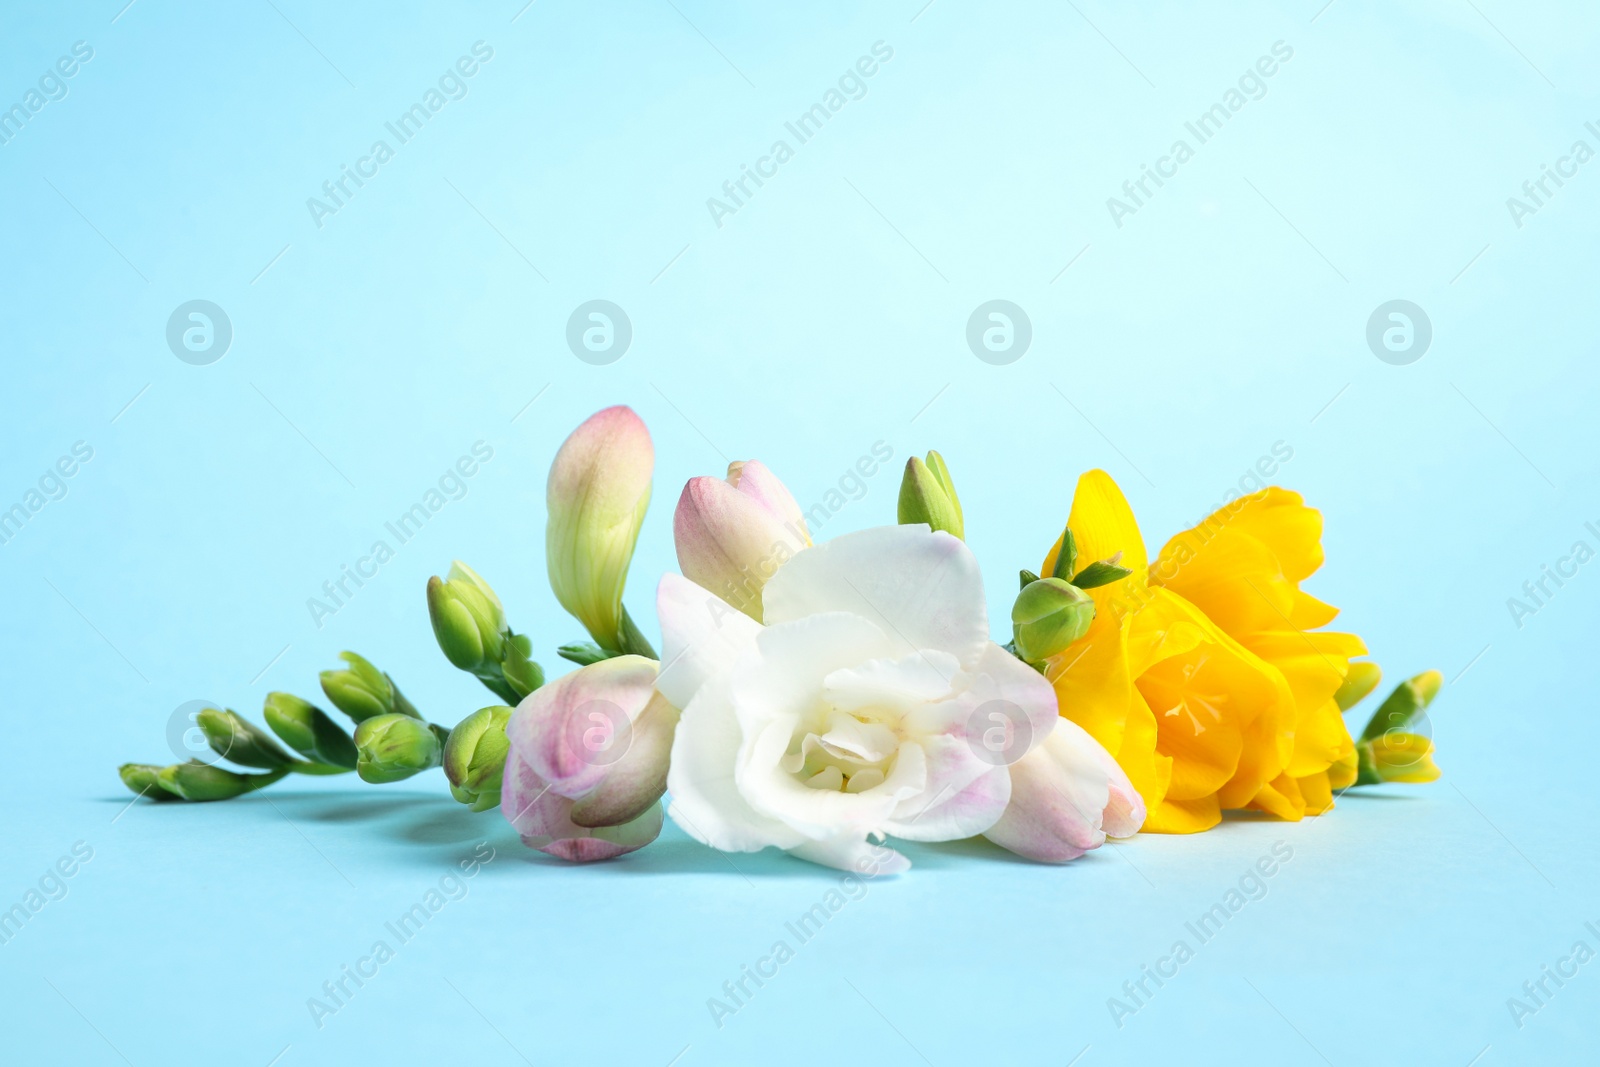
[673,460,810,622]
[546,406,654,653]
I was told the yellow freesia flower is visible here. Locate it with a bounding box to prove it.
[1150,488,1366,819]
[1041,471,1297,833]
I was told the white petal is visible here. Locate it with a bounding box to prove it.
[761,525,990,667]
[729,612,894,730]
[655,572,760,712]
[665,677,806,853]
[787,835,910,875]
[822,650,960,716]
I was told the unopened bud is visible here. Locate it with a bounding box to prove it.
[195,708,296,770]
[320,652,419,724]
[897,451,964,540]
[443,706,514,812]
[353,713,445,784]
[1011,578,1095,663]
[262,692,358,770]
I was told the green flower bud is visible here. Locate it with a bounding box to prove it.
[1334,661,1382,711]
[427,561,508,671]
[156,761,288,801]
[263,692,359,770]
[1359,669,1442,743]
[353,713,445,784]
[897,451,964,540]
[1012,577,1096,663]
[320,651,419,724]
[118,763,181,801]
[195,707,296,770]
[443,705,513,812]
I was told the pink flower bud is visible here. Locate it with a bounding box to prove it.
[500,656,679,862]
[546,406,654,651]
[673,460,809,621]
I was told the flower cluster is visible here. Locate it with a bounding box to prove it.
[120,406,1442,875]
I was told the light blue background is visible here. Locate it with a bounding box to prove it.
[2,1,1597,1063]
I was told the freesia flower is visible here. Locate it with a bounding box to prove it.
[1148,488,1367,818]
[501,655,679,862]
[1041,471,1296,834]
[656,522,1074,872]
[674,460,810,621]
[546,406,654,653]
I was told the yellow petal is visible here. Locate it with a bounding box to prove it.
[1328,749,1358,790]
[1370,732,1441,783]
[1249,772,1307,822]
[1046,470,1148,596]
[1143,793,1221,834]
[1297,770,1335,815]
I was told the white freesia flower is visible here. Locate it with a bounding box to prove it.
[656,523,1065,872]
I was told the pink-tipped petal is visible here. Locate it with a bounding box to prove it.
[729,460,810,540]
[501,749,663,862]
[569,691,680,828]
[983,718,1116,863]
[674,476,805,621]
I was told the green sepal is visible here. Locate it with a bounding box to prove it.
[1018,569,1041,590]
[558,642,614,666]
[1050,525,1078,581]
[1072,555,1133,589]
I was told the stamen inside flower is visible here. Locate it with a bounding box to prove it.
[1139,652,1227,737]
[784,709,900,793]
